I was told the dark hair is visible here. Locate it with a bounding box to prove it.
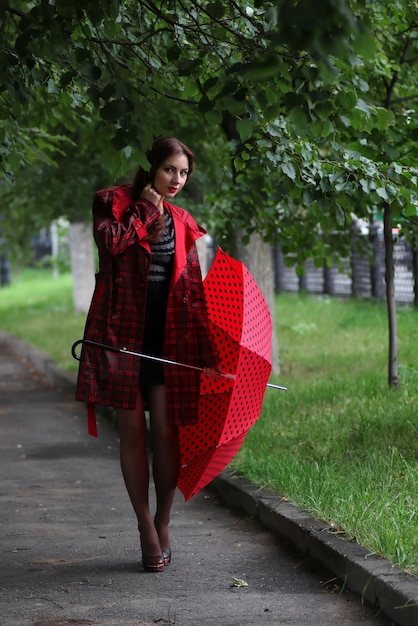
[132,137,195,242]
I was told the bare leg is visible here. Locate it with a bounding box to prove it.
[148,385,180,553]
[115,391,161,561]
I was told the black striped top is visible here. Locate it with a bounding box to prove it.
[148,210,175,282]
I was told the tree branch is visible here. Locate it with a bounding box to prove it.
[4,4,25,18]
[390,93,418,105]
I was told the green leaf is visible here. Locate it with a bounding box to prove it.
[375,107,395,130]
[281,161,296,181]
[355,99,371,116]
[100,99,127,122]
[288,107,308,132]
[205,109,222,126]
[87,65,102,81]
[234,156,246,172]
[111,129,129,150]
[264,6,278,29]
[198,96,214,114]
[221,94,247,116]
[74,46,91,63]
[182,78,200,98]
[339,115,351,128]
[236,119,253,141]
[335,205,345,226]
[167,44,182,61]
[101,83,116,100]
[60,71,76,88]
[376,187,389,201]
[386,185,397,198]
[240,55,281,81]
[359,179,369,193]
[15,29,39,54]
[353,31,376,59]
[206,2,225,19]
[47,79,58,94]
[176,58,201,77]
[405,204,418,217]
[320,119,334,138]
[336,90,357,110]
[350,109,369,131]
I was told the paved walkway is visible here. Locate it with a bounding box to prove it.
[0,335,411,626]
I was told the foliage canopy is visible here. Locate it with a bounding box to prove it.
[1,0,417,263]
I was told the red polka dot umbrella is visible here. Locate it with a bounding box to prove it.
[177,247,273,501]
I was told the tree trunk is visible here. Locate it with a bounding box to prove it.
[220,111,279,375]
[69,221,95,314]
[50,221,59,279]
[383,203,398,388]
[235,231,280,375]
[196,235,211,278]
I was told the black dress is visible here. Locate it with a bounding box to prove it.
[139,211,175,387]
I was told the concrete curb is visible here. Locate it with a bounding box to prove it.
[209,472,418,626]
[0,331,77,396]
[2,330,418,626]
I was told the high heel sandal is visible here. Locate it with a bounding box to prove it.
[162,548,172,566]
[142,554,165,573]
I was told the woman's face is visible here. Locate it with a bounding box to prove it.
[152,153,189,199]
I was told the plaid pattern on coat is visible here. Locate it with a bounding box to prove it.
[75,184,218,427]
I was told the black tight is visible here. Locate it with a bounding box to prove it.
[115,386,180,557]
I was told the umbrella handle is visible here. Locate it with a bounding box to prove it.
[71,339,84,361]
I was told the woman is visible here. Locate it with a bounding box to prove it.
[76,137,218,572]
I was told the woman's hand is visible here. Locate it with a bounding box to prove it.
[140,184,164,214]
[202,367,233,381]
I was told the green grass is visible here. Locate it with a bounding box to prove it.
[0,269,86,373]
[234,294,418,575]
[1,271,418,575]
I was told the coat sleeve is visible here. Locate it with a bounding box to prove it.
[93,190,161,257]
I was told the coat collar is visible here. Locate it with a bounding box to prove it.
[163,200,206,285]
[103,185,207,284]
[164,200,206,239]
[106,185,206,243]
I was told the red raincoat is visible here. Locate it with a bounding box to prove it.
[76,184,217,433]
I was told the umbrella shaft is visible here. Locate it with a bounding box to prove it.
[72,339,204,372]
[72,339,286,389]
